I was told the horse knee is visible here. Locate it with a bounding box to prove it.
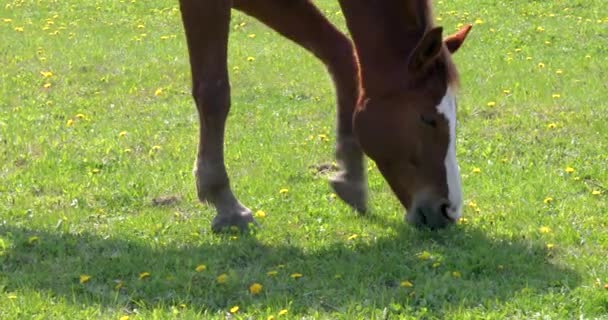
[192,77,230,116]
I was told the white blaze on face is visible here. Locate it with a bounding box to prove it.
[436,87,463,220]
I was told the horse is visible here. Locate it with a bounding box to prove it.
[177,0,472,232]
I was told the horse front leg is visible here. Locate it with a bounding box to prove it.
[179,0,255,232]
[234,0,367,213]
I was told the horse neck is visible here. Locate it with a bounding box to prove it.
[340,0,433,99]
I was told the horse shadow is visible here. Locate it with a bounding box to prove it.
[0,218,580,316]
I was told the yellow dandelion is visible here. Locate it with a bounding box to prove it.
[552,93,561,99]
[591,190,602,195]
[565,167,575,174]
[66,119,74,127]
[137,24,145,29]
[3,18,12,23]
[119,316,130,320]
[318,133,329,141]
[514,48,522,52]
[79,274,91,284]
[545,41,551,45]
[474,19,484,25]
[40,71,53,78]
[247,33,256,38]
[537,62,546,68]
[467,200,477,208]
[154,88,163,96]
[75,113,86,119]
[555,69,563,75]
[278,309,288,316]
[267,270,278,276]
[91,168,100,174]
[247,56,255,62]
[279,188,289,194]
[216,273,228,284]
[347,234,358,240]
[124,148,132,153]
[195,264,207,272]
[43,83,52,88]
[604,283,608,290]
[14,26,24,32]
[255,210,266,218]
[456,22,464,28]
[151,145,161,151]
[7,294,17,299]
[400,280,414,288]
[416,251,432,261]
[230,306,239,313]
[547,123,557,129]
[487,101,496,107]
[249,282,263,295]
[472,167,481,174]
[290,273,303,279]
[546,243,555,249]
[452,271,462,278]
[538,226,551,234]
[458,217,469,224]
[139,271,151,280]
[119,131,127,137]
[543,197,553,204]
[536,26,545,32]
[526,56,533,60]
[268,316,275,320]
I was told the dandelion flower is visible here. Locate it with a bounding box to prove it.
[66,119,74,127]
[546,243,555,249]
[538,62,545,68]
[536,26,545,32]
[555,69,563,75]
[151,145,161,151]
[119,316,130,320]
[487,101,496,107]
[279,188,289,194]
[543,197,553,204]
[119,131,127,137]
[552,93,561,99]
[591,190,602,195]
[43,83,52,88]
[247,56,255,62]
[278,309,288,316]
[154,88,163,96]
[474,19,484,24]
[472,167,481,174]
[79,274,91,284]
[347,234,358,240]
[230,306,239,313]
[290,273,303,279]
[538,226,551,234]
[3,18,13,23]
[249,282,263,295]
[75,113,86,119]
[14,26,24,32]
[216,273,228,284]
[139,272,151,280]
[247,33,256,38]
[565,167,575,174]
[416,251,431,261]
[266,270,278,276]
[195,264,207,272]
[452,271,462,278]
[40,71,53,78]
[467,201,477,208]
[255,210,266,218]
[547,123,557,129]
[400,280,414,288]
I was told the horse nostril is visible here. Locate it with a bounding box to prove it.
[440,203,451,220]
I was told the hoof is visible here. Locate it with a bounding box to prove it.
[211,210,258,233]
[330,174,367,214]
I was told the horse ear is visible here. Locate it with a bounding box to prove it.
[408,27,444,73]
[444,24,472,54]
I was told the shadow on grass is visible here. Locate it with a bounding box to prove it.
[0,220,580,317]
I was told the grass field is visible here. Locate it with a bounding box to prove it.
[1,0,607,318]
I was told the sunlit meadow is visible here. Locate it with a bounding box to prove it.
[0,0,606,319]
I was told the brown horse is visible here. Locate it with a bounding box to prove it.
[178,0,471,232]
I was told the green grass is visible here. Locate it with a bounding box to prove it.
[1,0,607,318]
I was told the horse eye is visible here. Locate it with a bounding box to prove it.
[420,114,437,128]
